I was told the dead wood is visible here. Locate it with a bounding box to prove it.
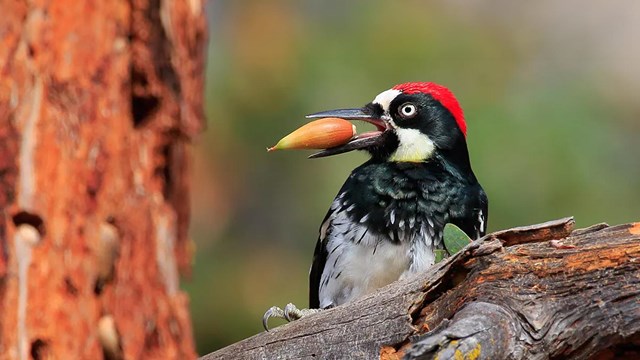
[202,218,640,360]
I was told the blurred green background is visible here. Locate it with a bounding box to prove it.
[185,0,640,354]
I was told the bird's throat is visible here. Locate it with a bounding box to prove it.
[388,128,436,162]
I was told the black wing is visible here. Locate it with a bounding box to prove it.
[451,184,489,239]
[308,210,333,309]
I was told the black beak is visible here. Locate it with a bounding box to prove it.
[305,108,388,158]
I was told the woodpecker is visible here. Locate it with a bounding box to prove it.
[263,82,488,329]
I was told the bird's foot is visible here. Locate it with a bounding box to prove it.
[262,303,322,331]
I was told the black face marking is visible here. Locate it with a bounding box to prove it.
[355,92,469,169]
[366,131,400,162]
[388,93,465,150]
[363,102,384,118]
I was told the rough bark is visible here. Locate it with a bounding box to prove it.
[203,218,640,360]
[0,0,206,358]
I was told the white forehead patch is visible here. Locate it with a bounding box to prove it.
[372,89,402,112]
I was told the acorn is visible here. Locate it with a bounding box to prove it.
[268,118,356,151]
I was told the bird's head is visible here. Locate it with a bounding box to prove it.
[308,82,468,163]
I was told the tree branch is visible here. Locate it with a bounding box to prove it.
[202,218,640,359]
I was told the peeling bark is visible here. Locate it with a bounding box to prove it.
[0,0,206,358]
[202,218,640,360]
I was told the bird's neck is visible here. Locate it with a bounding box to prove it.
[367,132,475,178]
[419,137,476,183]
[366,150,476,184]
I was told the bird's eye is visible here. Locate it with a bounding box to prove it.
[399,103,417,119]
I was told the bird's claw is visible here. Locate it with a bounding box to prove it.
[262,306,285,331]
[282,303,299,321]
[262,303,322,331]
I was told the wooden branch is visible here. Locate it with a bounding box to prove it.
[202,219,640,360]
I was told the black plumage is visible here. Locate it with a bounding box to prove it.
[309,155,487,308]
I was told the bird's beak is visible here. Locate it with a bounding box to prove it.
[305,108,389,158]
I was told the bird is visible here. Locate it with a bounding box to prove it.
[263,82,488,330]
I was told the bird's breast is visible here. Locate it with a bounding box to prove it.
[322,234,411,306]
[318,210,437,308]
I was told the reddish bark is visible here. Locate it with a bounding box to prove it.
[0,0,206,358]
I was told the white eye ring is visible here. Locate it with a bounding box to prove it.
[399,103,417,118]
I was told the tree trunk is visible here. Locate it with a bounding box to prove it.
[202,218,640,360]
[0,0,206,358]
